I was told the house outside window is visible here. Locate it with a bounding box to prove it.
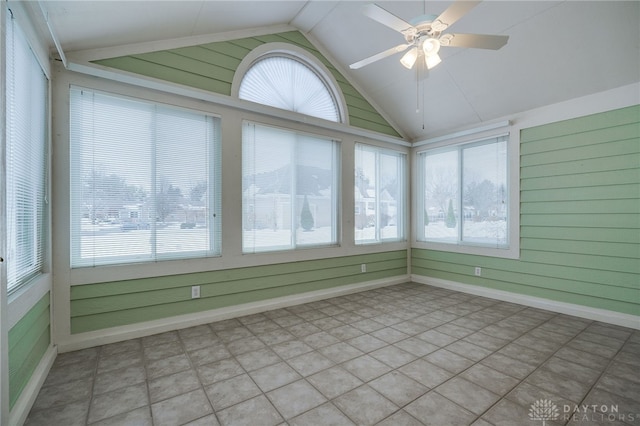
[242,122,339,253]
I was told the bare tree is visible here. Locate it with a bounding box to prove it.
[156,176,182,222]
[424,169,458,215]
[83,168,146,221]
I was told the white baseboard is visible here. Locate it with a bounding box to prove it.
[57,275,410,353]
[412,275,640,330]
[9,345,57,426]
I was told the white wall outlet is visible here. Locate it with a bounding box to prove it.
[474,267,482,277]
[361,264,367,273]
[191,285,201,299]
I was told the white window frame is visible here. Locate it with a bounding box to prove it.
[4,7,49,295]
[413,128,520,259]
[242,120,340,254]
[355,143,407,245]
[232,42,348,125]
[69,87,222,268]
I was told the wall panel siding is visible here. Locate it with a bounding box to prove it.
[93,31,401,138]
[70,251,407,334]
[413,105,640,317]
[8,293,50,409]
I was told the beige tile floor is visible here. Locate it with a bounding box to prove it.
[26,283,640,425]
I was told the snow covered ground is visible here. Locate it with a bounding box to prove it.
[79,222,210,261]
[77,219,507,262]
[243,226,336,251]
[424,220,507,245]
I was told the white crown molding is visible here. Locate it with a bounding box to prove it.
[64,60,409,147]
[65,24,298,63]
[418,82,640,144]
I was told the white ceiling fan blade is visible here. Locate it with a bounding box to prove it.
[443,33,509,50]
[434,0,481,29]
[350,44,410,69]
[363,4,415,34]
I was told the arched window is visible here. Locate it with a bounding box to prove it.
[238,53,342,123]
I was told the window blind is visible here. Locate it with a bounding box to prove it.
[355,144,406,244]
[70,88,221,267]
[242,122,339,253]
[239,56,340,122]
[5,10,48,294]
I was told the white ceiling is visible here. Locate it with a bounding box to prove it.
[33,0,640,141]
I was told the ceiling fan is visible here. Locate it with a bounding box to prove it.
[350,1,509,71]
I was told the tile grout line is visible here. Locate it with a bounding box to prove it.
[322,292,529,425]
[457,310,583,426]
[84,345,102,426]
[381,299,544,425]
[177,326,219,426]
[378,301,599,425]
[24,284,638,426]
[561,327,635,426]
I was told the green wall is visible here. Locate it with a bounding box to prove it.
[94,31,402,138]
[71,251,407,333]
[8,293,50,409]
[413,105,640,316]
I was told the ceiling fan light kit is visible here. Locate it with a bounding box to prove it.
[422,38,441,56]
[425,53,442,70]
[400,47,418,69]
[350,0,509,73]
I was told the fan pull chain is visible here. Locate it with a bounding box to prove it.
[421,76,426,130]
[416,70,420,114]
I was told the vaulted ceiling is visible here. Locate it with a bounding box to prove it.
[31,1,640,141]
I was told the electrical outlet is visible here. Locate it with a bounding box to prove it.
[361,264,367,273]
[474,267,482,277]
[191,285,201,299]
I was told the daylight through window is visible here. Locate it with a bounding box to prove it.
[417,136,508,248]
[242,122,339,253]
[238,55,341,122]
[355,144,406,244]
[70,88,221,267]
[5,11,48,293]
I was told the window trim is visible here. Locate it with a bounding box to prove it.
[69,86,222,268]
[232,42,349,125]
[412,129,520,260]
[4,7,50,295]
[241,120,341,254]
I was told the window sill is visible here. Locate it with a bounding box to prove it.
[412,240,520,260]
[8,273,52,328]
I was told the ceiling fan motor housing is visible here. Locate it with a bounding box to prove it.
[404,15,446,47]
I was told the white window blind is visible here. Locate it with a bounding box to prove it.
[5,10,48,294]
[417,136,509,248]
[355,144,406,244]
[242,122,339,253]
[70,88,221,267]
[239,56,340,122]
